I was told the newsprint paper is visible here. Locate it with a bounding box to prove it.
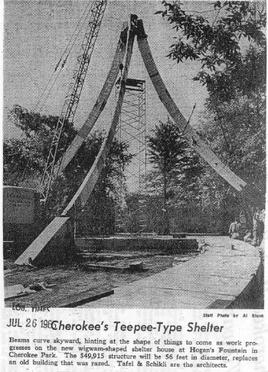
[1,0,267,371]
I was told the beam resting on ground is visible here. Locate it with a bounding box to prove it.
[15,23,135,266]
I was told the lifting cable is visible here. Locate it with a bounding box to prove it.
[33,1,93,113]
[10,2,94,180]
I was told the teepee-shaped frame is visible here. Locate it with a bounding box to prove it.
[15,15,261,266]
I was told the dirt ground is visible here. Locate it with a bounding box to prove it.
[4,251,198,308]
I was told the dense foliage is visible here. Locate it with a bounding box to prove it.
[157,1,266,230]
[146,119,203,233]
[157,1,266,103]
[4,105,132,233]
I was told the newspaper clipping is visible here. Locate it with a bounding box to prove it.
[1,0,266,371]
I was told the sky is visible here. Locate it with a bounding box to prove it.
[3,0,220,139]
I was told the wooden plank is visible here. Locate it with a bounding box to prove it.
[5,284,30,300]
[56,289,114,308]
[82,263,127,272]
[5,286,114,308]
[77,252,155,260]
[81,262,146,272]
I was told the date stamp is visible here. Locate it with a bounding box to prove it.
[6,318,54,329]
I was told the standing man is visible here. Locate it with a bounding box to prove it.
[252,208,264,246]
[229,218,241,240]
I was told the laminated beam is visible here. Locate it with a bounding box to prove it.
[58,23,129,173]
[137,20,247,193]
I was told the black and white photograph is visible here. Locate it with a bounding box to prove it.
[3,0,265,313]
[2,1,267,371]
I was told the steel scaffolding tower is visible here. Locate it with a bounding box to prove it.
[115,78,147,232]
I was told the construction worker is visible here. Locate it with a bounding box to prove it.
[228,218,241,240]
[259,209,265,242]
[252,208,263,246]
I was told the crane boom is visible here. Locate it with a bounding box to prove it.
[57,23,128,174]
[62,21,135,215]
[40,0,107,203]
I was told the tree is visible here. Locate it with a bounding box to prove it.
[157,1,266,103]
[158,1,266,228]
[4,105,132,232]
[4,105,76,187]
[147,118,203,233]
[201,94,265,190]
